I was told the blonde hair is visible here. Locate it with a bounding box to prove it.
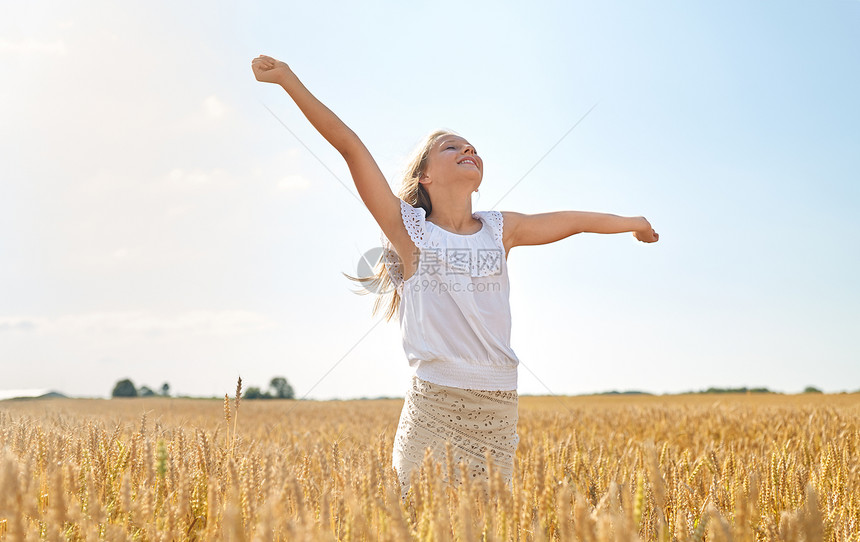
[343,129,457,321]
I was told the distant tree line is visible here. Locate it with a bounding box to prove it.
[111,379,170,398]
[698,386,774,394]
[243,377,295,400]
[694,386,823,394]
[111,378,823,399]
[674,386,828,395]
[591,386,828,396]
[111,377,295,399]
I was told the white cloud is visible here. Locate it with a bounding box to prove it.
[276,174,311,193]
[203,95,226,118]
[0,38,68,55]
[112,247,133,261]
[0,319,38,333]
[167,168,212,185]
[163,167,235,191]
[0,310,278,337]
[165,204,192,218]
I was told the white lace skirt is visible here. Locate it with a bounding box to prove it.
[392,375,519,499]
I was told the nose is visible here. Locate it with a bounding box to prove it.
[463,144,476,155]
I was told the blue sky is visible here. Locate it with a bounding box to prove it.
[1,0,858,399]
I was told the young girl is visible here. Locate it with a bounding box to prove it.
[251,55,659,500]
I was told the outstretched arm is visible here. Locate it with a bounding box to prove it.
[252,55,416,260]
[502,210,659,250]
[252,55,366,159]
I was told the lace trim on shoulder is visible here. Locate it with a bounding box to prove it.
[381,205,505,286]
[378,200,427,289]
[481,210,504,251]
[380,231,404,289]
[401,199,429,249]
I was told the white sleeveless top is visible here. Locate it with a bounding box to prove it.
[380,199,519,391]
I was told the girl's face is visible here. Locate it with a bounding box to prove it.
[422,135,483,188]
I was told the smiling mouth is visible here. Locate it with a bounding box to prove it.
[458,158,479,168]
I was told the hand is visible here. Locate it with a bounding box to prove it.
[251,54,293,85]
[633,217,659,243]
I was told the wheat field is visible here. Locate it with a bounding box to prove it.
[1,389,858,541]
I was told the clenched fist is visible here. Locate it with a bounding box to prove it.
[633,217,659,243]
[252,55,292,85]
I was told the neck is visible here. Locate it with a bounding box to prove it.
[426,192,479,233]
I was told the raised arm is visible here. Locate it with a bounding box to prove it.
[502,210,659,252]
[251,55,416,261]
